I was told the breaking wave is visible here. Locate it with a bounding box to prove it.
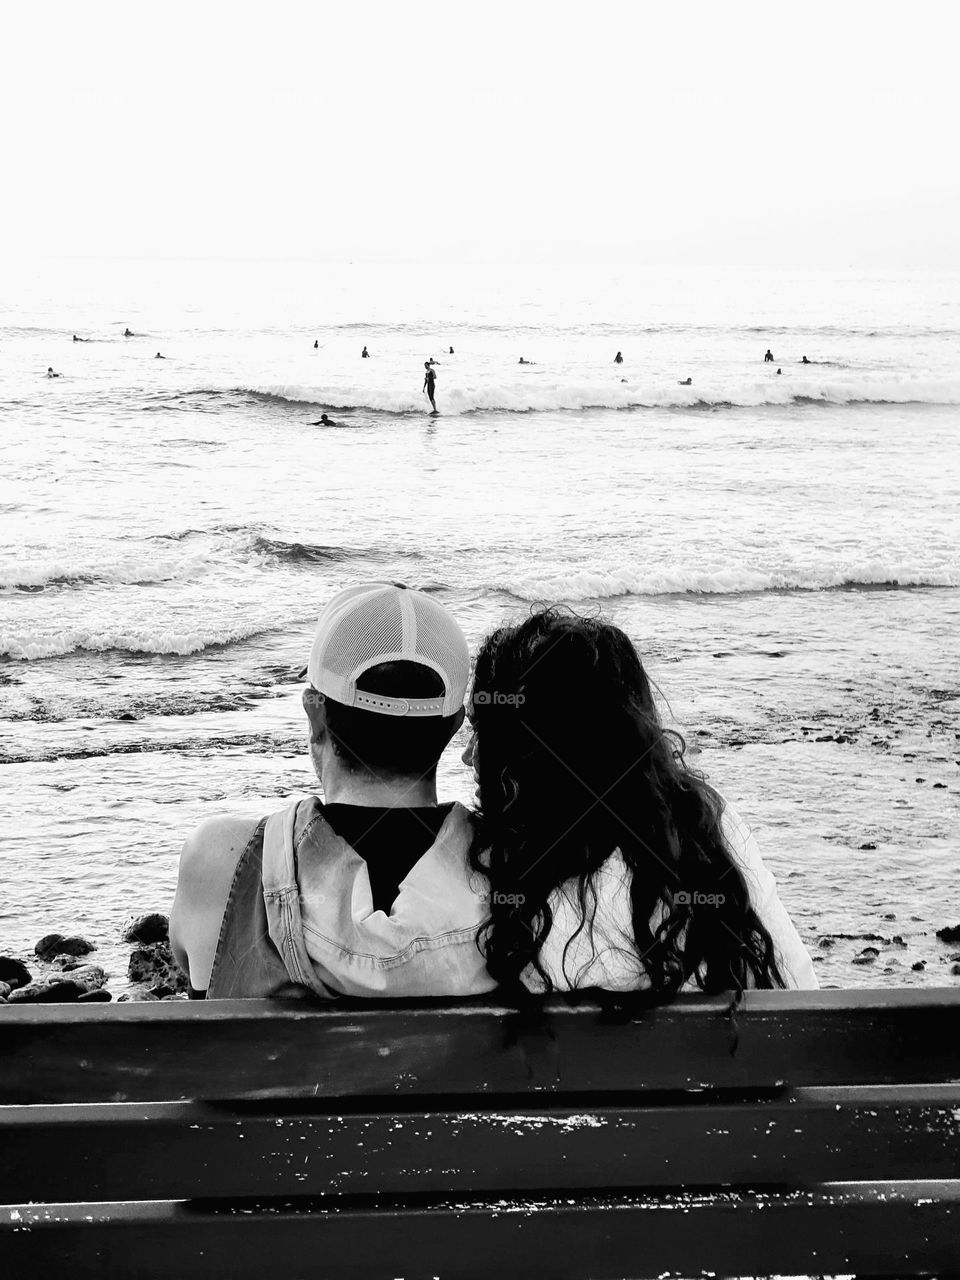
[498,561,960,602]
[237,374,960,416]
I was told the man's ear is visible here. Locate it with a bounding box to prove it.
[302,687,328,743]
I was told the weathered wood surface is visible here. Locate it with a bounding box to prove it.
[2,989,959,1103]
[3,1085,959,1202]
[3,1182,959,1278]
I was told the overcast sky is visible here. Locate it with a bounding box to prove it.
[1,0,955,269]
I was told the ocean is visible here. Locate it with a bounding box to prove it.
[2,257,958,994]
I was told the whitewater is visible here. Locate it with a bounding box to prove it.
[1,258,958,992]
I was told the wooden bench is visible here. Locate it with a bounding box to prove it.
[1,988,959,1278]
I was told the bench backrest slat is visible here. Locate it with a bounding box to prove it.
[3,1182,960,1278]
[2,1084,959,1203]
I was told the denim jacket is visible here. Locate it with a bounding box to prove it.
[207,796,496,999]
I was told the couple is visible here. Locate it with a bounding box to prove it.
[171,584,816,1000]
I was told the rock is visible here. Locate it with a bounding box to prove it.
[891,935,907,947]
[78,989,112,1002]
[128,942,188,993]
[161,992,188,1001]
[55,964,106,993]
[8,979,85,1003]
[0,981,11,1000]
[933,782,947,789]
[859,842,877,850]
[936,924,960,944]
[34,933,95,961]
[121,913,169,945]
[0,955,33,989]
[882,913,896,920]
[911,961,926,971]
[817,937,835,949]
[852,947,880,965]
[34,934,65,960]
[117,988,160,1002]
[52,954,83,970]
[952,963,960,977]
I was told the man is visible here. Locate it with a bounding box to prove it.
[171,584,493,999]
[422,361,438,413]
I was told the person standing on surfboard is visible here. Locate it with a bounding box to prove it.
[423,362,438,413]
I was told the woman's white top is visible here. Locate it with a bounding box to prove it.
[525,802,818,992]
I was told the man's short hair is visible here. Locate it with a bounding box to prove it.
[323,661,461,780]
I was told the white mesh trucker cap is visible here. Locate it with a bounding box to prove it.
[304,584,470,718]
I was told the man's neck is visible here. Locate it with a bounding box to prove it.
[320,766,439,809]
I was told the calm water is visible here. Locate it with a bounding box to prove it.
[2,259,959,992]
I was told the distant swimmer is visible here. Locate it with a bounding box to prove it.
[46,367,61,378]
[124,328,134,337]
[776,367,782,375]
[763,349,774,363]
[518,356,536,365]
[72,334,88,343]
[801,355,811,364]
[155,352,166,359]
[678,377,693,386]
[361,346,369,358]
[314,340,319,349]
[614,351,623,364]
[423,361,438,413]
[448,346,454,354]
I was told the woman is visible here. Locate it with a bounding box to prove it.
[465,609,817,1001]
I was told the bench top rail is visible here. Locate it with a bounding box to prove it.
[1,989,959,1104]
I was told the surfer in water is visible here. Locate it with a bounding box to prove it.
[448,346,454,354]
[764,349,774,363]
[362,346,370,358]
[518,357,535,365]
[310,413,342,427]
[614,351,623,364]
[678,377,693,386]
[155,352,166,359]
[124,328,134,337]
[314,340,319,349]
[46,367,61,378]
[423,362,438,413]
[801,355,811,364]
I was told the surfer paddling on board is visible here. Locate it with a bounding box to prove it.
[423,362,438,414]
[310,413,343,427]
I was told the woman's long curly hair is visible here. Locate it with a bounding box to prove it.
[467,609,784,1002]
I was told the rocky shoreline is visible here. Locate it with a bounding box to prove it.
[0,913,189,1004]
[2,913,960,1004]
